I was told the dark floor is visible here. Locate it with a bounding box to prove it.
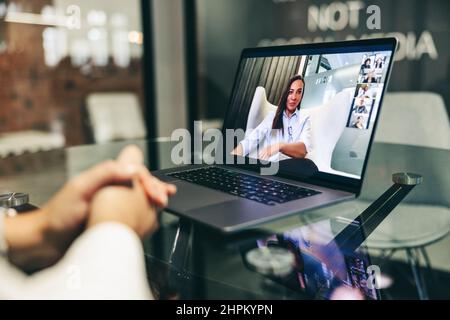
[373,257,450,300]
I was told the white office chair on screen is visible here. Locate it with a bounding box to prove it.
[86,92,147,144]
[305,88,356,178]
[246,86,277,132]
[244,87,277,158]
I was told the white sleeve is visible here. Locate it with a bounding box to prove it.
[240,112,275,156]
[299,116,312,154]
[0,222,153,300]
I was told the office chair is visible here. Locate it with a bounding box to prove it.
[244,87,277,158]
[86,92,147,144]
[358,92,450,299]
[0,130,65,158]
[245,87,277,131]
[305,88,357,178]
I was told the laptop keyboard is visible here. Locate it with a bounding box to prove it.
[168,167,321,206]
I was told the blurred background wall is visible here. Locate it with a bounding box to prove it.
[0,0,448,156]
[191,0,449,123]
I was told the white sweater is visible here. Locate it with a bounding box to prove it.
[0,221,153,300]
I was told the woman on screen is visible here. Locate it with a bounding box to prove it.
[360,58,372,74]
[231,75,311,161]
[352,116,365,129]
[363,71,378,83]
[374,56,384,69]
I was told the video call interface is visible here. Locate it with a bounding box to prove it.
[230,49,392,179]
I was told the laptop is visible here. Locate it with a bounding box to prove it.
[153,38,398,233]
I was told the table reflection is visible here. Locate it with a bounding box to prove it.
[242,216,378,300]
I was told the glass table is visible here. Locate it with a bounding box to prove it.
[1,140,449,299]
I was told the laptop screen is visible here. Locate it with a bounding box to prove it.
[223,39,396,192]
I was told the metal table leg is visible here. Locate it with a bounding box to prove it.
[169,218,192,269]
[161,219,192,299]
[406,248,429,300]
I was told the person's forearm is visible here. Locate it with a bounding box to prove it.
[4,209,61,272]
[23,223,153,299]
[280,142,307,159]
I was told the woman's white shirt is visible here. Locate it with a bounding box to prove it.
[239,109,312,162]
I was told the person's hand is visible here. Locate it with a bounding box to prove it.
[5,145,176,271]
[87,146,164,238]
[230,144,243,156]
[42,145,175,245]
[258,143,283,161]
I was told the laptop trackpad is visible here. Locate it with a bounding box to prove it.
[167,180,236,211]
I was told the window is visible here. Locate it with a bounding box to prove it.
[0,0,145,157]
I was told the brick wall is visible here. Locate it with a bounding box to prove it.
[0,0,144,146]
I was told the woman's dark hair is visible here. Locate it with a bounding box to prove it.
[363,58,371,66]
[271,75,305,131]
